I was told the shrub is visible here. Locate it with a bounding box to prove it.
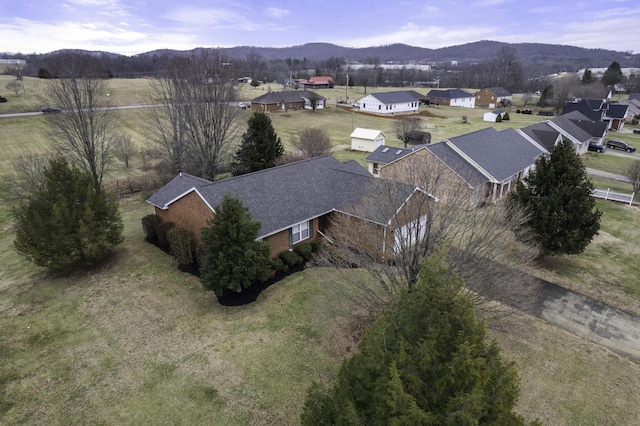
[294,243,313,260]
[279,250,303,268]
[270,257,284,273]
[167,227,195,266]
[156,221,175,249]
[495,114,502,122]
[311,238,323,253]
[141,214,159,241]
[502,112,510,121]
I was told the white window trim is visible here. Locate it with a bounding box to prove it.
[291,220,310,244]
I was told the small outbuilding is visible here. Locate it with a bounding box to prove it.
[350,128,386,152]
[483,110,507,122]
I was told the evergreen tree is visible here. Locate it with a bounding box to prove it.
[199,194,271,296]
[581,68,594,85]
[301,250,531,425]
[509,138,601,256]
[601,61,624,86]
[232,112,284,176]
[13,155,123,272]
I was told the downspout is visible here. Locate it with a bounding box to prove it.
[382,226,387,259]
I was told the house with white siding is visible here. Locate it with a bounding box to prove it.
[355,91,421,114]
[426,89,476,108]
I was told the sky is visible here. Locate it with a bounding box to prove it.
[1,0,639,56]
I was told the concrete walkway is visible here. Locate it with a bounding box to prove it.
[529,279,640,362]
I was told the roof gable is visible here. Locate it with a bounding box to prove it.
[446,127,543,182]
[549,111,607,142]
[351,128,384,140]
[483,87,512,97]
[518,122,561,152]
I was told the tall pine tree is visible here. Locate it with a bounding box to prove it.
[232,111,284,176]
[301,250,532,425]
[509,138,601,256]
[199,194,271,296]
[13,155,123,272]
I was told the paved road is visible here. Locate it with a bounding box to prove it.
[586,167,631,183]
[0,104,161,119]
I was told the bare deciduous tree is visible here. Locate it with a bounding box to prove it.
[112,132,136,168]
[42,53,116,191]
[393,116,422,148]
[625,160,640,193]
[315,149,540,319]
[291,128,332,158]
[148,50,243,180]
[5,80,21,96]
[0,153,50,203]
[552,75,580,114]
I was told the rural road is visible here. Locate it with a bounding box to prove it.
[0,104,161,119]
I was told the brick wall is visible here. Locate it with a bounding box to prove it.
[155,190,213,242]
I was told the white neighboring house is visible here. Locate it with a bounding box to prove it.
[350,128,386,152]
[356,91,420,114]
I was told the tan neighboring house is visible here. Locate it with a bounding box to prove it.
[146,155,431,259]
[475,87,512,108]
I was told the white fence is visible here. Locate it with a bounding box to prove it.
[592,188,635,205]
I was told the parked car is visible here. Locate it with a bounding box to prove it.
[605,139,636,152]
[0,95,7,103]
[588,142,604,153]
[41,106,61,114]
[634,128,640,134]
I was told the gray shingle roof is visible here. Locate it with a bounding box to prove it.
[550,111,608,141]
[605,103,629,119]
[369,91,422,104]
[366,144,427,164]
[446,127,543,182]
[519,122,561,152]
[426,89,474,99]
[251,90,325,104]
[147,155,410,238]
[485,87,511,97]
[425,143,487,187]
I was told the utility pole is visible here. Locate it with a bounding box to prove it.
[345,73,349,102]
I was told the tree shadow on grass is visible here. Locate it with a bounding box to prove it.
[146,236,305,306]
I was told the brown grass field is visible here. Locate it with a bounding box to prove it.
[1,76,640,425]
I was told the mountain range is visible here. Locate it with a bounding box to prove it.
[139,40,639,69]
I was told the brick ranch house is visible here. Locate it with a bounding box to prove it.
[250,90,326,113]
[146,155,432,259]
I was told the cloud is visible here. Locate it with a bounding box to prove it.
[265,7,290,18]
[0,17,196,55]
[339,23,497,49]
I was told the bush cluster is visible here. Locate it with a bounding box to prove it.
[141,214,159,241]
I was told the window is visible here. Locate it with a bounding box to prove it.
[291,220,311,244]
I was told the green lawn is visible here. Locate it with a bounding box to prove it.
[2,79,640,425]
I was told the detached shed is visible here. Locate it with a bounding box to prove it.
[350,128,386,152]
[483,110,506,122]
